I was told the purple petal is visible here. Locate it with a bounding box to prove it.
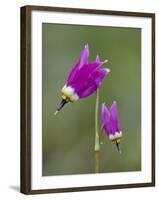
[67,45,89,84]
[95,54,100,62]
[101,103,111,135]
[101,103,109,128]
[94,54,108,68]
[91,68,110,88]
[76,68,110,98]
[79,44,89,66]
[110,101,121,132]
[68,62,102,89]
[76,85,97,98]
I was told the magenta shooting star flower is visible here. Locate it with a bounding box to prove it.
[54,44,110,114]
[101,101,122,153]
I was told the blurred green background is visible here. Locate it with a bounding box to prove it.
[42,23,141,176]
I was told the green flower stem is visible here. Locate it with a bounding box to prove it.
[95,88,100,173]
[95,150,100,173]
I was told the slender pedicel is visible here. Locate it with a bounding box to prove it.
[95,89,100,173]
[54,99,68,115]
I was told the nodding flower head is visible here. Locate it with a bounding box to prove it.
[54,44,110,114]
[101,101,122,153]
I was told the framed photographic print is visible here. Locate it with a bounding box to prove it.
[20,5,155,194]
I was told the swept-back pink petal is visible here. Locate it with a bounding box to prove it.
[110,101,121,132]
[67,45,89,84]
[101,103,111,135]
[68,62,103,87]
[95,54,100,62]
[76,68,110,98]
[94,54,108,66]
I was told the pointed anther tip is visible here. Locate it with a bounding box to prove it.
[115,141,122,154]
[118,148,122,154]
[54,110,59,115]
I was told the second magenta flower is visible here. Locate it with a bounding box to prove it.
[101,101,122,153]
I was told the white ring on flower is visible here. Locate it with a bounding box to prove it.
[109,131,122,141]
[61,85,79,102]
